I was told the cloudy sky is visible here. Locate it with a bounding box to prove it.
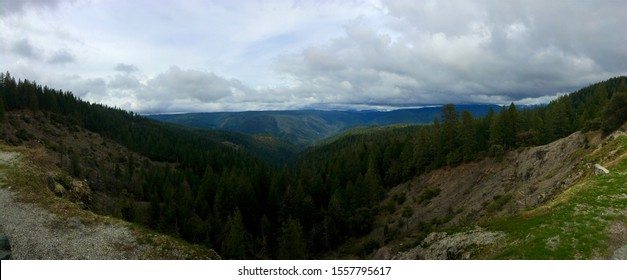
[1,0,626,113]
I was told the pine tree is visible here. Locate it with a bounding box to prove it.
[489,109,505,147]
[440,104,460,165]
[460,110,477,162]
[504,103,519,148]
[277,217,307,259]
[221,208,248,259]
[364,155,383,205]
[601,92,627,135]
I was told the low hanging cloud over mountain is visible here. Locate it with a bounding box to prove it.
[1,0,626,113]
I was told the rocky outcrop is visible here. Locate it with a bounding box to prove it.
[393,227,505,260]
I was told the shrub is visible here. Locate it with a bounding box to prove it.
[486,194,512,213]
[419,188,441,204]
[15,129,33,141]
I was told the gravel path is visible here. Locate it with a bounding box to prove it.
[0,151,149,259]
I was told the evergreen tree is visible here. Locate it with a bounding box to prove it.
[601,92,627,135]
[221,208,248,259]
[277,217,307,259]
[460,110,477,162]
[489,109,505,147]
[440,104,460,165]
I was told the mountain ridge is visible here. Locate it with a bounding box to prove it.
[148,105,503,146]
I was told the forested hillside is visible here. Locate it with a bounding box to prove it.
[149,105,501,146]
[0,71,625,259]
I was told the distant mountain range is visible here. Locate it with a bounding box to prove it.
[148,105,502,146]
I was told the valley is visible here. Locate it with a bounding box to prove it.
[148,105,501,147]
[0,73,625,259]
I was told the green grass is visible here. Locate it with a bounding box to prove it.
[484,135,627,259]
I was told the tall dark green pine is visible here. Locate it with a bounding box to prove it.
[503,103,519,148]
[476,108,495,151]
[364,155,383,205]
[221,208,248,259]
[460,110,477,162]
[441,104,461,165]
[601,92,627,135]
[489,109,505,147]
[431,116,445,167]
[277,217,307,259]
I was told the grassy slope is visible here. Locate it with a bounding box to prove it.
[484,134,626,259]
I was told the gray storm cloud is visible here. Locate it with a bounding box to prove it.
[0,0,68,15]
[11,39,41,59]
[2,0,626,113]
[272,0,627,109]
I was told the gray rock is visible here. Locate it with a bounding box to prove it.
[612,245,627,260]
[394,227,505,260]
[422,232,447,246]
[593,164,609,175]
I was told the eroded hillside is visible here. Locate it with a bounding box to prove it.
[366,125,626,259]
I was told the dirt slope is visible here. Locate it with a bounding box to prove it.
[0,148,219,260]
[383,132,590,233]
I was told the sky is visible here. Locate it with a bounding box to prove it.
[1,0,626,114]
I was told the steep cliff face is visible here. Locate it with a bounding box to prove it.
[372,125,626,260]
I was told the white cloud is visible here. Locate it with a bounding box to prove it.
[1,0,626,113]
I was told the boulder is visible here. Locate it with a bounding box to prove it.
[593,164,609,175]
[373,246,393,260]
